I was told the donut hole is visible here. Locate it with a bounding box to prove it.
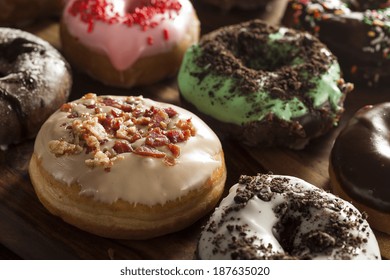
[125,0,153,13]
[273,201,340,258]
[240,45,298,72]
[234,30,300,72]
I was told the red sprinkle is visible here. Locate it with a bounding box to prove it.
[147,36,154,45]
[163,28,169,40]
[68,0,182,34]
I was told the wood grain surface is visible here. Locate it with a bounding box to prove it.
[0,0,389,259]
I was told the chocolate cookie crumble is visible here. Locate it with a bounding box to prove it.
[197,174,380,260]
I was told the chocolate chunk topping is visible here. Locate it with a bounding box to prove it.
[194,20,335,110]
[301,231,336,253]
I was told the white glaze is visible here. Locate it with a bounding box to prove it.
[62,0,197,70]
[198,174,381,260]
[33,95,222,205]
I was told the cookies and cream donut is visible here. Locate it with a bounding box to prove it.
[29,93,226,239]
[60,0,200,87]
[283,0,390,85]
[330,103,390,236]
[178,20,353,149]
[0,28,72,146]
[197,174,381,260]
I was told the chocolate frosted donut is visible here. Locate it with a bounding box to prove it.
[0,28,72,146]
[178,20,353,149]
[197,174,381,260]
[330,103,390,235]
[283,0,390,85]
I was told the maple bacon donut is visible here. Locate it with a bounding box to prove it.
[197,174,381,260]
[29,94,226,239]
[178,20,353,149]
[60,0,200,87]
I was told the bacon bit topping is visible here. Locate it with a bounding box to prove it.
[113,141,133,153]
[133,145,165,158]
[68,0,182,34]
[168,143,180,157]
[164,107,177,117]
[60,103,73,112]
[49,140,83,156]
[51,94,196,169]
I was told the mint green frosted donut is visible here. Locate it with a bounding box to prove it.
[178,20,353,149]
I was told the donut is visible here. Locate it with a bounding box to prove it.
[0,0,64,26]
[282,0,390,86]
[0,28,72,146]
[60,0,200,88]
[199,0,274,11]
[29,93,226,239]
[197,173,381,260]
[178,20,353,149]
[329,103,390,236]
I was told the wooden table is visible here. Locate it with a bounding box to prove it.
[0,0,388,259]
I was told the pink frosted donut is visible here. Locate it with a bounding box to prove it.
[60,0,200,87]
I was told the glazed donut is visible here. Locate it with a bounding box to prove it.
[0,28,72,146]
[330,103,390,236]
[178,20,353,149]
[29,94,226,239]
[283,0,390,85]
[199,0,274,11]
[0,0,64,26]
[197,174,381,260]
[60,0,200,88]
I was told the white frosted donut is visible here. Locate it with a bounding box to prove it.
[197,174,381,260]
[60,0,200,87]
[29,94,226,239]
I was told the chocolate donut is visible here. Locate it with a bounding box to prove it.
[178,20,353,149]
[330,103,390,235]
[283,0,390,85]
[0,28,72,146]
[197,174,381,260]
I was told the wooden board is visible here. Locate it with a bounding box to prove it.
[0,0,389,259]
